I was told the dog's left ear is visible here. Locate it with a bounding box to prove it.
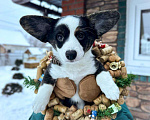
[20,15,58,43]
[87,10,120,36]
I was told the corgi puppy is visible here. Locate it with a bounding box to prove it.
[20,10,120,113]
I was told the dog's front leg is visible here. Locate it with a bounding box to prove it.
[33,65,56,113]
[95,60,119,100]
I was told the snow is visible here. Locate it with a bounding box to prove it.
[0,0,42,31]
[45,42,52,47]
[0,65,37,120]
[0,29,30,46]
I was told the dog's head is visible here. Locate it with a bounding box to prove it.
[20,11,120,63]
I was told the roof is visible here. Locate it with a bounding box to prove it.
[45,0,62,7]
[12,0,62,16]
[0,29,30,46]
[0,44,6,48]
[24,47,47,55]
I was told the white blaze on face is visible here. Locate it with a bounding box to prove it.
[55,16,84,63]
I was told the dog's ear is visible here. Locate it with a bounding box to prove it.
[87,10,120,36]
[20,15,58,43]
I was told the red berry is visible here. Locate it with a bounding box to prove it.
[87,109,91,113]
[93,42,95,47]
[101,44,105,48]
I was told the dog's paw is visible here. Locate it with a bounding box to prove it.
[32,84,53,113]
[101,84,119,100]
[96,71,119,100]
[33,95,49,113]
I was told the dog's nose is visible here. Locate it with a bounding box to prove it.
[66,50,77,60]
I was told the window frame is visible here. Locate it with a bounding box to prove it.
[125,0,150,76]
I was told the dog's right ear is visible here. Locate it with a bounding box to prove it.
[20,15,58,43]
[87,10,120,37]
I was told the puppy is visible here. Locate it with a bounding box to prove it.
[20,10,120,113]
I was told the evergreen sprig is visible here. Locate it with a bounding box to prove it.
[97,107,114,119]
[53,109,61,116]
[115,74,137,88]
[23,76,40,90]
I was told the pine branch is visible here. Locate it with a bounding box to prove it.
[97,107,114,119]
[97,103,122,119]
[115,74,137,88]
[53,109,61,116]
[23,76,40,90]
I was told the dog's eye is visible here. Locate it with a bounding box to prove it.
[76,32,85,40]
[56,34,64,42]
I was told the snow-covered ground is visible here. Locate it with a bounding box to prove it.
[0,65,37,120]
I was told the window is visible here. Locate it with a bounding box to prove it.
[140,10,150,55]
[125,0,150,76]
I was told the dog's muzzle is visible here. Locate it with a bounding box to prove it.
[65,50,77,61]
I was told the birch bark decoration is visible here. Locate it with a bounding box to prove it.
[44,108,54,120]
[101,46,113,55]
[54,105,68,113]
[65,105,77,119]
[48,98,59,107]
[70,109,83,120]
[53,116,58,120]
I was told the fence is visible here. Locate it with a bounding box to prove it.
[0,53,23,66]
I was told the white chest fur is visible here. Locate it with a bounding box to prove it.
[49,50,97,108]
[50,51,96,82]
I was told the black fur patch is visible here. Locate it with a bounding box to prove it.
[74,16,97,52]
[94,57,106,76]
[87,10,120,36]
[60,98,77,108]
[41,63,57,85]
[75,27,97,52]
[54,24,70,48]
[60,98,94,108]
[20,15,58,44]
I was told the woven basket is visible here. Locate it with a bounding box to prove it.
[24,63,39,68]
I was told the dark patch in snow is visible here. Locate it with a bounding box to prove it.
[2,83,23,95]
[13,73,24,79]
[11,67,20,71]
